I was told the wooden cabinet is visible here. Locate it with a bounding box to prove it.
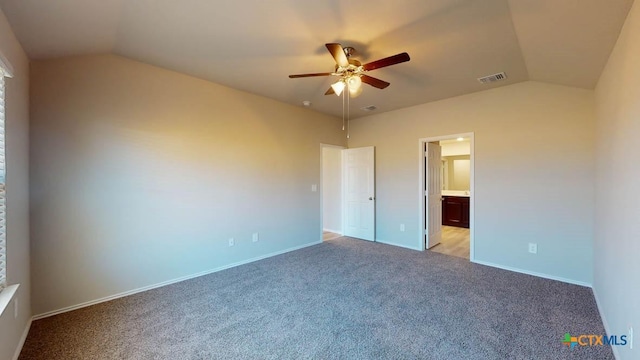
[442,196,469,228]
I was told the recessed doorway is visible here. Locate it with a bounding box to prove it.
[419,133,474,260]
[320,144,345,241]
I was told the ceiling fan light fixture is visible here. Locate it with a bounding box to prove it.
[349,82,363,98]
[347,75,362,91]
[331,80,345,96]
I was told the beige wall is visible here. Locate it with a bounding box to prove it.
[440,140,470,157]
[443,155,470,190]
[30,54,345,315]
[0,7,31,360]
[349,81,595,284]
[452,158,470,190]
[594,1,640,359]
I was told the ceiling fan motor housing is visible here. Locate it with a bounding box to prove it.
[343,46,356,57]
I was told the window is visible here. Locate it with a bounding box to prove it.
[0,68,5,290]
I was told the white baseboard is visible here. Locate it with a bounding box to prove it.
[375,238,422,251]
[12,317,32,360]
[33,240,322,320]
[322,228,342,234]
[471,259,592,288]
[592,286,621,360]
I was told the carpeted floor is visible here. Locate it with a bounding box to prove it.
[19,237,613,359]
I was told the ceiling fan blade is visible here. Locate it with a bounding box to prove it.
[362,52,410,71]
[289,72,333,78]
[325,87,335,95]
[326,43,349,67]
[361,75,390,89]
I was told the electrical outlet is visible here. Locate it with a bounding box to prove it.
[528,243,537,254]
[14,298,18,319]
[311,184,317,192]
[252,233,259,242]
[400,224,405,232]
[228,238,235,247]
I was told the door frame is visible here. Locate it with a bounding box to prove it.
[418,133,475,260]
[320,143,346,242]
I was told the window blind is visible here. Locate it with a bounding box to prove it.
[0,69,6,290]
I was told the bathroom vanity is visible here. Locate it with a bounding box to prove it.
[441,191,470,228]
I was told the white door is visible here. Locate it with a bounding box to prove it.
[343,147,375,241]
[425,142,442,249]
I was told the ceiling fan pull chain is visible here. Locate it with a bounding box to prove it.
[342,89,345,131]
[347,89,350,139]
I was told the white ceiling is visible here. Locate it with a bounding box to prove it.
[0,0,634,119]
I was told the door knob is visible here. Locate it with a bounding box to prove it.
[369,197,374,200]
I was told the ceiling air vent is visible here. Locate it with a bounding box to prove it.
[361,105,378,112]
[477,72,507,84]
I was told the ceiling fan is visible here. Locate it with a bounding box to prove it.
[289,43,410,97]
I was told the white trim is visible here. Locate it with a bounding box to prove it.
[418,132,475,260]
[0,284,19,316]
[319,143,345,242]
[12,317,32,360]
[0,51,14,78]
[592,286,622,359]
[375,238,422,251]
[472,259,592,287]
[322,228,343,234]
[320,144,347,149]
[33,240,322,320]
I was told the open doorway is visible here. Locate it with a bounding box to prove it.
[320,144,344,241]
[419,133,474,260]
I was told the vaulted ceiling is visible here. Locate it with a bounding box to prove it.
[0,0,634,118]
